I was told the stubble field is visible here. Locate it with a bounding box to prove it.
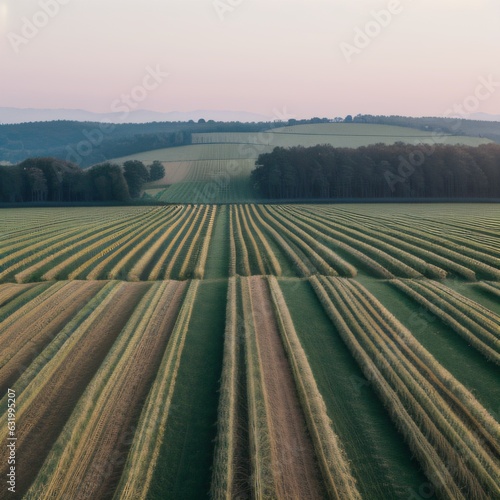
[0,203,499,499]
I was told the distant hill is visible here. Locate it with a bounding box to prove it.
[0,120,271,167]
[353,114,500,143]
[111,123,490,204]
[0,107,269,125]
[470,112,500,122]
[2,115,499,169]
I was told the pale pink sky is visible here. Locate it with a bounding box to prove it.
[1,0,499,119]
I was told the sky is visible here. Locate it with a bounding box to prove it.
[1,0,499,120]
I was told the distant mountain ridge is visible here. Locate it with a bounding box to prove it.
[0,107,270,125]
[469,112,500,122]
[2,107,500,126]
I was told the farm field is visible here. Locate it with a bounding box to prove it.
[111,123,490,203]
[2,204,500,284]
[0,203,499,499]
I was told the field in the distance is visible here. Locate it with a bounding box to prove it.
[109,123,491,203]
[0,203,499,499]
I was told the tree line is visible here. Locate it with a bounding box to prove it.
[0,118,345,167]
[252,143,500,199]
[350,114,500,144]
[0,158,165,203]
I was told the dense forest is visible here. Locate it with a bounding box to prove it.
[252,143,500,199]
[351,114,500,143]
[0,157,164,203]
[0,120,273,167]
[2,116,500,168]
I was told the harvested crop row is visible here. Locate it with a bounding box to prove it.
[240,277,276,497]
[256,206,331,276]
[0,283,52,324]
[238,204,266,274]
[347,279,500,450]
[310,276,464,498]
[84,208,170,280]
[0,226,88,276]
[228,206,237,277]
[114,280,199,500]
[269,207,363,278]
[244,205,281,276]
[320,209,497,280]
[391,279,500,364]
[365,212,500,269]
[295,206,447,279]
[387,223,500,279]
[0,281,149,498]
[267,276,361,500]
[193,205,218,279]
[0,283,35,307]
[244,276,325,499]
[148,206,198,280]
[265,206,349,276]
[6,209,156,283]
[42,207,176,281]
[283,206,422,279]
[423,280,500,334]
[250,205,311,277]
[107,207,181,280]
[163,205,206,279]
[0,224,83,259]
[128,205,188,280]
[231,205,251,275]
[26,280,187,500]
[477,281,500,299]
[211,277,240,500]
[0,281,104,393]
[310,276,500,499]
[178,205,211,279]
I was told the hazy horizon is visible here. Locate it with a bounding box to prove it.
[1,0,499,121]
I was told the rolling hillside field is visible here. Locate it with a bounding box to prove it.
[0,203,499,499]
[109,123,491,203]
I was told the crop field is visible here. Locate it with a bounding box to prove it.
[2,204,500,284]
[0,203,499,499]
[113,123,490,203]
[192,123,491,149]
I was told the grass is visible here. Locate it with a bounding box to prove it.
[114,281,195,500]
[0,282,52,323]
[211,278,239,500]
[356,276,500,417]
[240,277,276,498]
[204,205,230,279]
[1,204,498,283]
[147,280,226,500]
[279,278,427,499]
[446,279,500,316]
[2,203,500,496]
[25,282,175,499]
[267,276,361,499]
[391,279,500,364]
[310,276,491,498]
